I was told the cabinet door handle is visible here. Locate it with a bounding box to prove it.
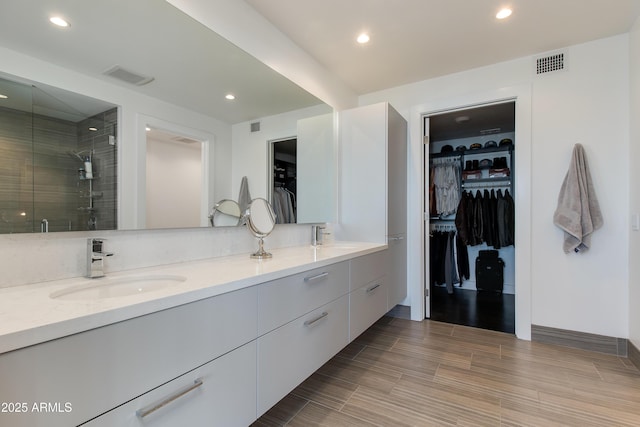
[303,311,328,327]
[304,272,329,283]
[366,283,381,293]
[136,378,203,419]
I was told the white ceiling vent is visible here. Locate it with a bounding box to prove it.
[535,52,567,75]
[103,65,155,86]
[171,136,199,144]
[250,122,261,132]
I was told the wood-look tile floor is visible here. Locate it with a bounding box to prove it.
[253,317,640,426]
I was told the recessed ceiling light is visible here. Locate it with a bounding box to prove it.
[357,33,370,44]
[496,8,512,19]
[0,94,7,99]
[88,127,98,132]
[225,94,236,100]
[49,16,70,28]
[145,127,151,132]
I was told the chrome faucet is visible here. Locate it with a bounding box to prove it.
[311,225,330,246]
[87,238,114,278]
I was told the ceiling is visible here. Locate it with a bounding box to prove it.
[1,0,639,123]
[246,0,640,94]
[0,0,322,124]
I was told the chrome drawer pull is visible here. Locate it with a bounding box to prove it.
[136,378,203,418]
[366,283,381,293]
[304,272,329,283]
[304,311,328,327]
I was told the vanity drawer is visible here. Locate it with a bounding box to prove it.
[349,276,388,341]
[350,250,388,291]
[257,294,349,416]
[85,341,257,427]
[257,261,349,335]
[0,286,257,427]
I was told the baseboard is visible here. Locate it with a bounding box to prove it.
[629,340,640,369]
[532,325,627,356]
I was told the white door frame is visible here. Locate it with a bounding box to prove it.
[408,85,533,340]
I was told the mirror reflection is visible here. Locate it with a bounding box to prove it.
[0,76,118,233]
[0,0,335,234]
[209,200,241,227]
[246,198,276,259]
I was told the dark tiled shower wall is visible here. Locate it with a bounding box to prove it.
[77,108,118,231]
[0,106,117,233]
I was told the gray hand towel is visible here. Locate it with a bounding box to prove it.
[553,144,603,253]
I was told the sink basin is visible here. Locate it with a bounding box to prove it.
[50,275,187,300]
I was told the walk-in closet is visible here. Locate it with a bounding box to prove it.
[425,102,516,333]
[270,138,297,224]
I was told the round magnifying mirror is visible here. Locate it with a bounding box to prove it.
[209,199,241,227]
[245,198,276,259]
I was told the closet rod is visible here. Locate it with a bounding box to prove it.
[462,181,511,189]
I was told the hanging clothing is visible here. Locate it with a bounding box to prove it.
[429,230,461,294]
[455,189,514,249]
[431,160,461,216]
[273,186,296,224]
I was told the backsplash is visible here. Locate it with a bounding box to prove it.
[0,223,312,288]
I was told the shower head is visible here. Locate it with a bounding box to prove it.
[66,151,85,161]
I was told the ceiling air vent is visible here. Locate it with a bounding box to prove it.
[250,122,261,132]
[535,52,566,75]
[171,136,199,144]
[103,65,155,86]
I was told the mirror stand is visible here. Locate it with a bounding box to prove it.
[245,198,277,260]
[251,237,272,259]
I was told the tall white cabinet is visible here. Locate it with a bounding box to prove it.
[337,102,408,309]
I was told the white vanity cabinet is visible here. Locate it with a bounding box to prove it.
[0,286,257,427]
[256,262,350,416]
[338,102,408,309]
[349,249,389,341]
[0,247,392,426]
[85,341,256,427]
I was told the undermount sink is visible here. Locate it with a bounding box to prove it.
[50,275,187,301]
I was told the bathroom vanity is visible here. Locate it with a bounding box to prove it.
[0,243,389,426]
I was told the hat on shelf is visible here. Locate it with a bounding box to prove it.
[455,145,467,152]
[478,158,493,169]
[499,138,513,147]
[469,143,482,150]
[440,144,453,153]
[484,140,498,148]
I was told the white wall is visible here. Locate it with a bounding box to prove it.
[362,35,630,339]
[629,17,640,350]
[146,137,202,229]
[231,104,331,201]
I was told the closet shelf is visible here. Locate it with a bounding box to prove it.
[462,177,511,187]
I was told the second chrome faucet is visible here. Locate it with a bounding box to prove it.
[87,238,114,278]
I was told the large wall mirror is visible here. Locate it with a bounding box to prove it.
[0,0,335,233]
[0,75,118,233]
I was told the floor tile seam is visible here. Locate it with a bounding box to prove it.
[344,384,463,427]
[534,392,640,426]
[545,387,640,416]
[281,397,311,427]
[468,359,600,389]
[333,384,386,427]
[433,372,541,403]
[382,344,474,367]
[389,379,502,422]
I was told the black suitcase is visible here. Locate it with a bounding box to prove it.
[475,250,504,293]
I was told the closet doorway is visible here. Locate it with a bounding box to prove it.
[425,101,516,334]
[269,137,297,224]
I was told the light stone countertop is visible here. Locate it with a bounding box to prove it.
[0,242,385,355]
